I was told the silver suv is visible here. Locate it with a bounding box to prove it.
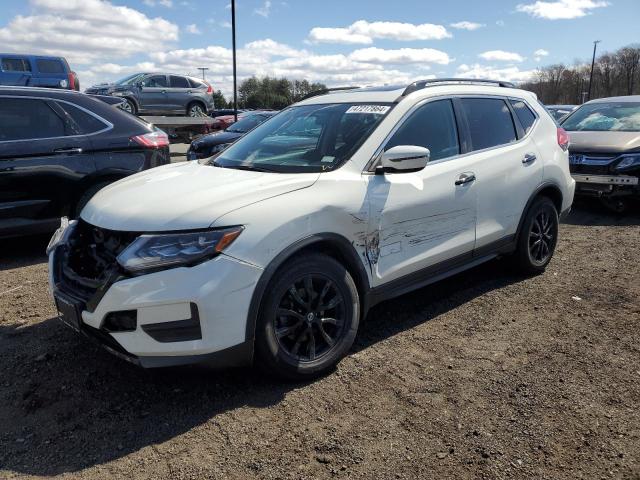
[85,72,215,117]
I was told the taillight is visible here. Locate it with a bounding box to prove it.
[557,127,569,151]
[132,130,170,148]
[68,72,76,91]
[205,82,213,94]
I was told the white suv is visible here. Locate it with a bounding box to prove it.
[48,79,575,379]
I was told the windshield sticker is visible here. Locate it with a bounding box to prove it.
[345,105,390,115]
[321,156,335,163]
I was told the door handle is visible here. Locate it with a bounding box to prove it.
[53,147,83,154]
[522,153,537,164]
[455,172,476,185]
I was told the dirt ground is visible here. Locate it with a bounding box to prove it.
[1,199,639,480]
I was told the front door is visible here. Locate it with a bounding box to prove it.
[139,74,169,113]
[365,98,477,287]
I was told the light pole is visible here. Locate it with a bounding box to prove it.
[587,40,601,101]
[231,0,238,122]
[197,67,209,81]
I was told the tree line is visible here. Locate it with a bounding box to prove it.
[521,44,640,105]
[212,77,327,110]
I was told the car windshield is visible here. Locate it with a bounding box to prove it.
[115,73,145,85]
[226,114,271,133]
[211,103,391,173]
[561,102,640,132]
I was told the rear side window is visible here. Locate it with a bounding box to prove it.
[1,58,31,72]
[144,75,167,87]
[460,98,517,151]
[36,59,65,74]
[385,99,460,161]
[56,102,108,134]
[188,78,205,88]
[170,75,190,88]
[0,98,65,141]
[510,100,536,134]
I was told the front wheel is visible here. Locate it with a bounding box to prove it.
[119,98,137,115]
[254,254,360,380]
[514,196,559,274]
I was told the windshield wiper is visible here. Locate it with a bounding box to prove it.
[210,160,277,173]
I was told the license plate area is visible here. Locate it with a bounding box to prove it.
[55,294,83,332]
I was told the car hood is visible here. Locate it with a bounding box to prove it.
[192,130,243,148]
[567,130,640,153]
[81,161,320,232]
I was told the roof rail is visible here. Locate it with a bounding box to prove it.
[299,86,360,101]
[402,78,516,97]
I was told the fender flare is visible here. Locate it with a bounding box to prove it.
[243,233,370,353]
[515,181,564,242]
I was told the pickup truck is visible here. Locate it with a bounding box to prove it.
[0,54,79,90]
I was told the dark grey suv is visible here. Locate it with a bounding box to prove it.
[85,73,215,117]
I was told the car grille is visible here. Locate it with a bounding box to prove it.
[569,152,616,175]
[57,220,138,310]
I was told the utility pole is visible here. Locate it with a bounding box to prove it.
[197,67,209,81]
[231,0,238,122]
[587,40,601,101]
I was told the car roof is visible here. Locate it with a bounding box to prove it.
[0,53,66,60]
[296,80,534,106]
[586,95,640,104]
[0,86,81,97]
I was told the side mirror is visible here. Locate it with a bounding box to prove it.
[378,145,430,174]
[136,81,144,90]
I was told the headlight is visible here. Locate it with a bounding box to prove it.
[116,227,243,274]
[46,217,77,254]
[615,154,640,171]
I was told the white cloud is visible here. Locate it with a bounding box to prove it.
[496,20,505,26]
[478,50,525,62]
[0,0,179,64]
[254,0,272,17]
[450,21,485,31]
[220,21,232,28]
[456,63,536,83]
[533,48,550,61]
[349,47,451,65]
[186,23,201,34]
[516,0,609,20]
[308,20,451,45]
[143,0,173,6]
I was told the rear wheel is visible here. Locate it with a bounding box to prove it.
[254,254,360,380]
[514,196,559,274]
[187,102,206,117]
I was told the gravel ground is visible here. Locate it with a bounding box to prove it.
[1,200,639,480]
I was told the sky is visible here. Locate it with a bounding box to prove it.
[0,0,638,97]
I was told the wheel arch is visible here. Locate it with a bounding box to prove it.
[186,99,207,114]
[515,182,563,242]
[244,233,371,356]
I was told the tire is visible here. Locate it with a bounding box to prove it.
[254,253,360,380]
[74,182,111,218]
[514,196,559,274]
[187,102,206,117]
[119,98,137,115]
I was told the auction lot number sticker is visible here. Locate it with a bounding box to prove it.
[345,105,390,114]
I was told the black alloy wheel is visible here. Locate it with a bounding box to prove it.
[528,209,554,265]
[514,196,558,274]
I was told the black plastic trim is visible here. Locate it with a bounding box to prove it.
[141,302,202,343]
[515,182,564,241]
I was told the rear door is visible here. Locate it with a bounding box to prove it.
[0,57,32,86]
[139,75,169,113]
[0,96,95,234]
[456,96,543,251]
[166,75,193,113]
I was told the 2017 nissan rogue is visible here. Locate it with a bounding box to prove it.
[47,79,575,379]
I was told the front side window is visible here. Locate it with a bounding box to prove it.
[385,99,460,161]
[169,75,190,88]
[144,75,167,88]
[36,59,65,74]
[1,58,30,72]
[212,103,391,173]
[0,98,65,141]
[561,102,640,132]
[510,100,536,134]
[461,98,517,151]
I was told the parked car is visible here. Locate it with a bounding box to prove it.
[546,105,577,122]
[0,54,79,90]
[0,86,170,239]
[85,73,215,117]
[187,111,277,160]
[210,108,247,118]
[561,96,640,212]
[48,79,575,379]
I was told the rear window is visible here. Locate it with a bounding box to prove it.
[460,98,517,151]
[56,102,108,135]
[170,75,190,88]
[1,58,31,72]
[0,98,65,141]
[36,59,65,74]
[510,100,537,135]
